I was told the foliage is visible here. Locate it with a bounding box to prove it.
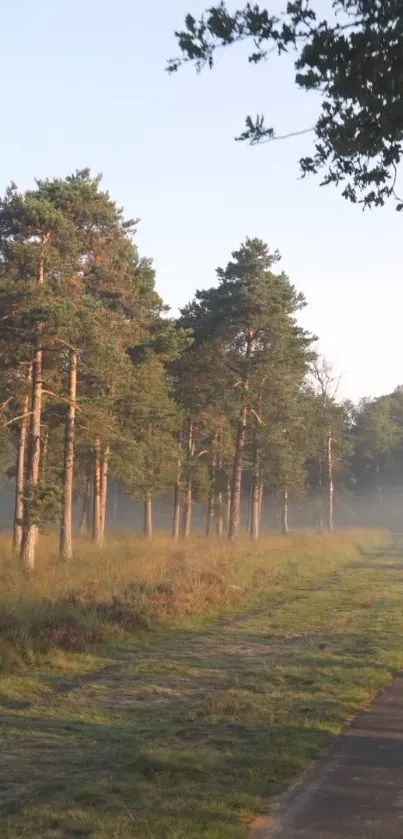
[169,1,403,209]
[350,391,403,491]
[22,480,63,529]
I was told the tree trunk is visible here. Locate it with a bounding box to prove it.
[92,436,102,545]
[20,237,49,571]
[13,365,32,552]
[20,336,43,570]
[206,435,217,537]
[258,479,264,531]
[225,480,231,534]
[249,436,260,540]
[59,348,78,560]
[215,500,223,537]
[206,494,215,536]
[99,445,109,547]
[317,456,324,533]
[228,401,248,541]
[79,473,91,536]
[182,481,193,539]
[250,482,260,540]
[246,486,252,535]
[172,458,181,540]
[327,429,334,532]
[215,428,224,537]
[181,419,194,539]
[144,491,153,538]
[228,327,254,542]
[281,488,289,534]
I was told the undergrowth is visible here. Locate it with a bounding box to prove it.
[0,530,386,672]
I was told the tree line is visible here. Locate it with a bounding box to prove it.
[0,170,401,570]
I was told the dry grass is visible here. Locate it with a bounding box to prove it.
[0,529,386,669]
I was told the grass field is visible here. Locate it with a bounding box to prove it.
[1,529,402,838]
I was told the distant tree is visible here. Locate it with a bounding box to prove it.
[258,385,311,536]
[352,396,399,502]
[169,1,403,209]
[305,360,349,531]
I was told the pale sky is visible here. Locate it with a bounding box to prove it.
[1,0,402,401]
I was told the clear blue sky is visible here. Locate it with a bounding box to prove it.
[1,0,402,401]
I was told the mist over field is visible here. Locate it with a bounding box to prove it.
[1,479,401,535]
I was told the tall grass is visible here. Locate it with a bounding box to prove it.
[0,529,385,670]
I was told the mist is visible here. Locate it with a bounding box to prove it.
[1,478,398,536]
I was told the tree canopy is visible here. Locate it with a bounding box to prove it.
[168,1,403,210]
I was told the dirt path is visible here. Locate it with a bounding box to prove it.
[1,544,403,838]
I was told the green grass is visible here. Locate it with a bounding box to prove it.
[1,531,402,837]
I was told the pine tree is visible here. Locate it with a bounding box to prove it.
[0,170,171,562]
[181,238,314,540]
[0,183,76,568]
[170,332,232,539]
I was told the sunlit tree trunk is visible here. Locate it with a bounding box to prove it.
[249,434,260,540]
[225,479,231,534]
[13,365,31,553]
[281,488,289,534]
[21,339,42,569]
[59,348,78,559]
[215,428,224,537]
[250,484,260,540]
[182,482,192,538]
[181,419,194,539]
[317,456,324,533]
[215,498,224,537]
[144,491,153,538]
[228,401,248,541]
[99,445,109,547]
[92,436,102,545]
[206,433,217,537]
[172,457,181,540]
[327,428,334,532]
[246,485,252,535]
[21,236,49,571]
[228,328,254,541]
